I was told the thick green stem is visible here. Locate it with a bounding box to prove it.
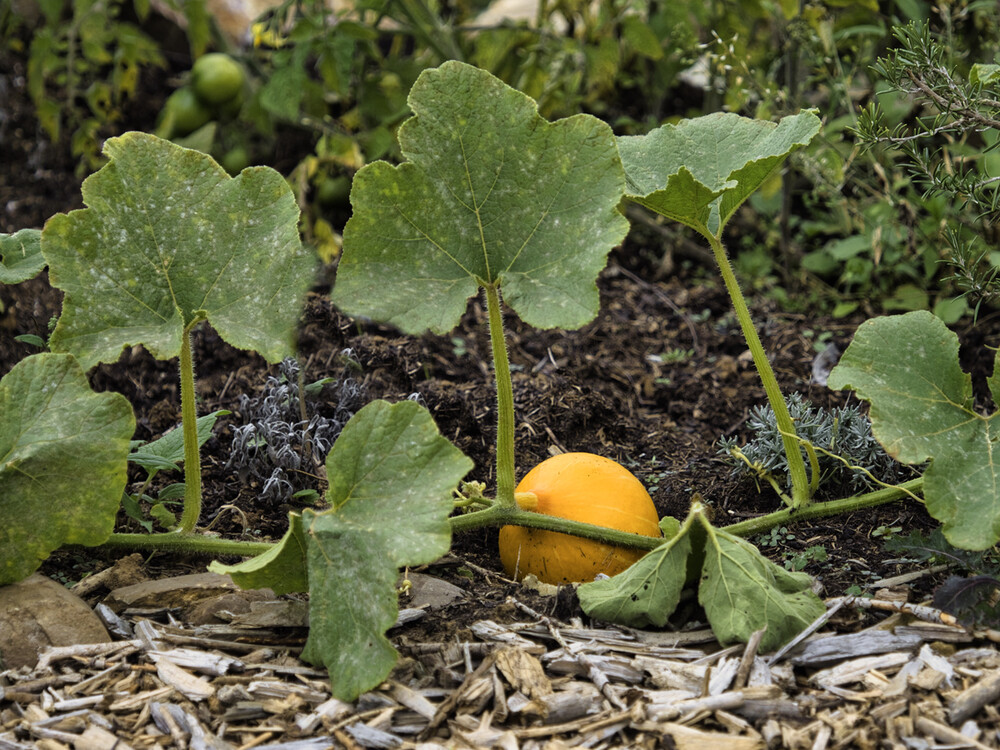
[98,478,922,562]
[723,477,924,538]
[485,284,517,509]
[707,232,811,508]
[450,504,664,550]
[451,477,924,553]
[103,532,274,558]
[178,322,203,533]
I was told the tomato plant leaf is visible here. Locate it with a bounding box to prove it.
[0,229,46,284]
[333,60,629,334]
[828,310,1000,549]
[577,522,692,628]
[619,111,821,236]
[209,512,309,595]
[299,399,473,701]
[0,353,134,584]
[41,132,312,369]
[129,409,230,477]
[698,520,826,651]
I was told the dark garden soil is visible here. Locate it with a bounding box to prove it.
[2,40,998,652]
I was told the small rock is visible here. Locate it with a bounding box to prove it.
[71,553,149,599]
[0,574,111,669]
[103,572,241,613]
[405,572,466,610]
[184,589,277,625]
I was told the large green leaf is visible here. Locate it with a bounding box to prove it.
[0,354,135,584]
[300,400,472,700]
[333,60,629,334]
[578,503,824,651]
[0,229,46,284]
[209,512,309,595]
[212,400,471,699]
[42,132,313,369]
[828,310,1000,549]
[577,521,692,628]
[698,522,825,651]
[619,111,821,236]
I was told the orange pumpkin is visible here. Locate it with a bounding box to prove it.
[498,452,661,584]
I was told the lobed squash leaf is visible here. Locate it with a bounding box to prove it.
[41,132,313,369]
[578,503,825,651]
[618,111,821,237]
[302,399,472,700]
[576,519,692,628]
[0,229,46,284]
[699,522,826,651]
[333,60,629,334]
[215,400,472,701]
[209,512,309,596]
[828,310,1000,549]
[0,354,134,585]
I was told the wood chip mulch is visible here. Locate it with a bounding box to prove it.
[5,584,1000,750]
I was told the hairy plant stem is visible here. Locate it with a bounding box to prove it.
[178,320,203,533]
[485,283,517,509]
[723,477,924,537]
[707,232,811,508]
[450,477,924,553]
[102,532,274,558]
[449,503,665,550]
[95,478,923,561]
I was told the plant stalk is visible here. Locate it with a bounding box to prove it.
[707,232,812,508]
[98,478,923,561]
[450,504,665,550]
[451,477,924,552]
[723,477,924,538]
[485,283,517,509]
[178,322,203,533]
[102,532,274,558]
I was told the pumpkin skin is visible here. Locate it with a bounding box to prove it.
[498,452,661,584]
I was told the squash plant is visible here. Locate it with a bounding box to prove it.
[0,133,473,701]
[6,61,993,702]
[323,62,938,654]
[324,61,833,652]
[573,111,935,642]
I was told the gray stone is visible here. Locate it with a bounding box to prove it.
[0,573,111,669]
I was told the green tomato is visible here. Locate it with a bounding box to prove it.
[191,53,246,106]
[316,175,352,207]
[220,146,250,175]
[159,87,212,137]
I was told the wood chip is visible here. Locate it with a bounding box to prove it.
[494,646,552,699]
[9,583,1000,749]
[153,657,215,702]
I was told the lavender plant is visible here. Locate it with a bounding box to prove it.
[719,394,910,494]
[227,355,367,504]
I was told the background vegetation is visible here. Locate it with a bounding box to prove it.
[4,0,1000,321]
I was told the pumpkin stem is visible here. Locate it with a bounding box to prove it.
[514,491,539,511]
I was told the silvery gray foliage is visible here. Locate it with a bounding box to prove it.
[227,354,367,504]
[718,393,909,493]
